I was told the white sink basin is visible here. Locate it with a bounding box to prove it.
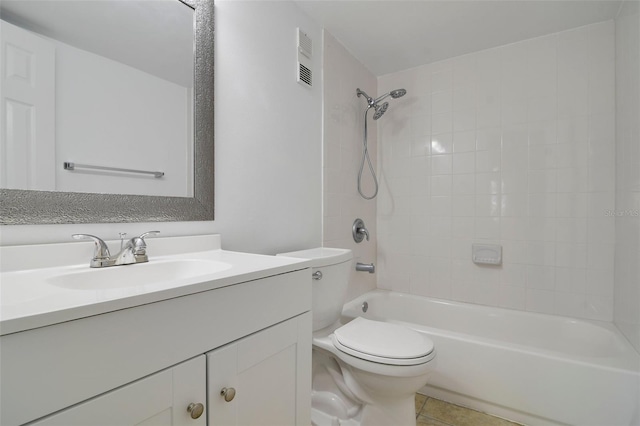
[47,259,232,290]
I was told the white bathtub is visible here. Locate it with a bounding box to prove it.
[342,290,640,426]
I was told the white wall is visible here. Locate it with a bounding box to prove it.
[0,1,323,256]
[322,31,377,300]
[614,2,640,353]
[377,21,616,321]
[211,0,322,254]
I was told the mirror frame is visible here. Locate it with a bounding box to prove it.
[0,0,214,225]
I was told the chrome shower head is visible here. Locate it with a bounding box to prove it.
[373,88,408,103]
[357,87,407,120]
[373,102,389,120]
[390,88,406,98]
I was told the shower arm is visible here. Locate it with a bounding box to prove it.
[373,92,392,103]
[356,88,376,107]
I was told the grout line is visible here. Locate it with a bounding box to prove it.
[417,395,525,426]
[415,394,428,418]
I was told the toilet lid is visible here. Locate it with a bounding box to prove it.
[333,317,434,364]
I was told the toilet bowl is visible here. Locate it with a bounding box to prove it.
[277,248,436,426]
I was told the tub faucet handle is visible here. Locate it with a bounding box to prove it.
[353,218,370,243]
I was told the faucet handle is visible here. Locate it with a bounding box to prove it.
[352,218,370,243]
[72,234,111,259]
[138,231,160,240]
[131,231,160,255]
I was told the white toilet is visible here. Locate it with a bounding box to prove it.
[277,248,435,426]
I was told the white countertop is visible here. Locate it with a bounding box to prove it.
[0,235,311,335]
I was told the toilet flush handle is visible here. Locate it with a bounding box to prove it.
[312,271,323,280]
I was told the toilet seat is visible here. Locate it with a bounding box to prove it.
[331,317,434,366]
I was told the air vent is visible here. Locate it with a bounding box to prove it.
[299,63,312,86]
[297,28,312,87]
[298,29,312,58]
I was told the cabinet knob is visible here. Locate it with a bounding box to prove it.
[221,387,236,402]
[187,402,204,419]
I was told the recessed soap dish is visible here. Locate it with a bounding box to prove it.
[472,243,502,265]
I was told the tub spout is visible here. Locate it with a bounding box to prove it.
[356,262,375,273]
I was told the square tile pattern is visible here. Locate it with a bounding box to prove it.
[376,21,617,321]
[415,394,523,426]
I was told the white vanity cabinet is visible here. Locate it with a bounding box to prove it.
[1,267,312,426]
[208,314,311,426]
[30,356,207,426]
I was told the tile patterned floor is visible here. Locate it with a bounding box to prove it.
[415,394,524,426]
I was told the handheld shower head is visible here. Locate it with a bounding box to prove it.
[356,86,407,121]
[390,88,407,98]
[373,102,389,120]
[374,88,407,103]
[355,85,407,200]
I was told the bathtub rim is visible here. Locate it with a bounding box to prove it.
[342,289,640,374]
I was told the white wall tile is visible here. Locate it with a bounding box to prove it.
[452,217,475,238]
[431,132,453,154]
[614,5,640,352]
[555,267,587,293]
[432,67,453,93]
[431,175,452,195]
[454,88,477,111]
[475,217,501,240]
[432,112,453,135]
[432,154,453,175]
[453,195,476,217]
[432,90,453,114]
[526,288,556,314]
[476,172,501,194]
[476,128,502,151]
[453,109,477,132]
[500,194,527,217]
[500,285,526,310]
[501,217,529,241]
[501,170,528,194]
[554,291,587,318]
[376,21,616,321]
[452,130,476,152]
[476,150,501,172]
[453,173,476,194]
[453,152,476,174]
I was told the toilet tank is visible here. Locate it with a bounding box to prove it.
[277,248,352,331]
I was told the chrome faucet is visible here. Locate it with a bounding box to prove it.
[72,231,160,268]
[356,262,375,273]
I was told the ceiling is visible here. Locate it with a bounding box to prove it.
[295,0,627,76]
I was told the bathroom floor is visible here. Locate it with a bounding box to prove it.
[415,394,523,426]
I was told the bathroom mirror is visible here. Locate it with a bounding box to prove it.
[0,0,214,224]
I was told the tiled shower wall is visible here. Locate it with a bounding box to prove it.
[377,21,616,321]
[614,3,640,352]
[322,31,378,300]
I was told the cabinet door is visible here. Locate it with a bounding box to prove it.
[207,312,311,426]
[30,356,206,426]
